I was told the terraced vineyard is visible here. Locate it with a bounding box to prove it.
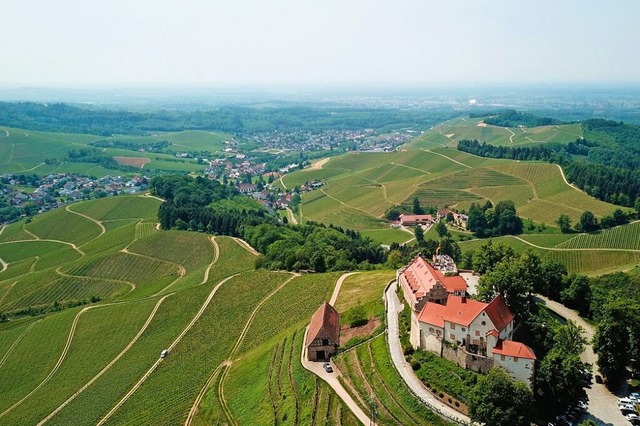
[1,195,390,425]
[557,221,640,250]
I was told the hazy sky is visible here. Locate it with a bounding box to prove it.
[1,0,638,86]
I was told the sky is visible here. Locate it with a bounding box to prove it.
[1,0,639,87]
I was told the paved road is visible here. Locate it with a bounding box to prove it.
[300,327,372,425]
[536,296,627,426]
[385,280,472,425]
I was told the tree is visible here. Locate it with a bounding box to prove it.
[477,252,540,319]
[435,221,448,239]
[553,320,588,356]
[446,212,454,222]
[535,351,591,417]
[560,275,592,316]
[635,197,640,215]
[412,196,424,215]
[414,225,424,245]
[468,368,533,426]
[556,214,572,233]
[593,310,628,384]
[385,205,401,221]
[471,239,515,275]
[576,211,598,232]
[538,260,567,298]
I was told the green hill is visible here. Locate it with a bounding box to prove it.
[0,195,399,425]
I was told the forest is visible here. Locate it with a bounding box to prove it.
[0,101,449,136]
[457,118,640,207]
[473,109,562,127]
[151,175,387,271]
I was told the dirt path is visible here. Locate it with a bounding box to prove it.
[142,193,165,202]
[389,162,432,174]
[504,127,516,143]
[320,189,378,217]
[55,266,136,293]
[66,205,106,237]
[422,149,472,168]
[510,235,640,253]
[0,128,8,137]
[0,257,7,273]
[279,176,288,190]
[97,274,241,426]
[329,272,359,305]
[196,272,300,426]
[556,164,587,194]
[0,320,40,370]
[231,237,260,256]
[536,296,627,425]
[307,157,330,171]
[0,224,6,237]
[0,306,95,418]
[201,237,219,284]
[37,295,172,425]
[0,238,85,257]
[0,281,17,305]
[301,327,372,425]
[285,207,299,225]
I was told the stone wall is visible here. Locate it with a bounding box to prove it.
[442,345,493,374]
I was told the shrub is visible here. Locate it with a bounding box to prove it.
[403,345,414,356]
[411,360,421,371]
[439,392,444,398]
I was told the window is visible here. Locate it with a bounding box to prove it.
[429,327,434,333]
[322,338,329,346]
[472,339,479,345]
[481,321,486,326]
[450,333,455,340]
[500,355,505,361]
[514,357,518,362]
[461,327,466,332]
[450,323,455,330]
[475,330,480,336]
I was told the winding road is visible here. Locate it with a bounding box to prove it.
[285,207,299,225]
[536,296,627,426]
[385,280,471,425]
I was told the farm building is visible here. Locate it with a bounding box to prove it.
[306,302,340,362]
[398,214,435,226]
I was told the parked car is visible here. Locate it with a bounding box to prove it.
[576,400,588,410]
[555,415,573,426]
[620,397,633,405]
[160,349,169,358]
[627,413,639,421]
[323,363,333,373]
[620,403,638,414]
[630,392,640,403]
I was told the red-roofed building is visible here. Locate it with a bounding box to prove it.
[401,255,536,386]
[398,256,467,312]
[306,302,340,362]
[399,214,435,226]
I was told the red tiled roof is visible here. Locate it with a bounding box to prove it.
[492,340,536,360]
[417,302,446,328]
[306,302,340,347]
[486,329,499,338]
[484,296,514,333]
[443,296,487,326]
[400,214,434,224]
[401,256,467,297]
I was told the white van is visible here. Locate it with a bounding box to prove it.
[160,349,169,358]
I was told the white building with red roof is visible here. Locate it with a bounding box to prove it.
[400,257,536,386]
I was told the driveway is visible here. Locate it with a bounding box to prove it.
[385,280,472,425]
[536,296,628,426]
[300,327,372,425]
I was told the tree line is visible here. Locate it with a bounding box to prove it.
[151,175,386,272]
[457,117,640,207]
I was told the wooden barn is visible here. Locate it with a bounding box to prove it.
[306,302,340,362]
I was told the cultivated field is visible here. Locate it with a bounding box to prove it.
[1,195,391,425]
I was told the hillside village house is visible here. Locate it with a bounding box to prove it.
[306,302,340,362]
[398,214,435,227]
[398,256,536,386]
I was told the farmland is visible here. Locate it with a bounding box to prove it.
[0,126,232,176]
[1,194,390,425]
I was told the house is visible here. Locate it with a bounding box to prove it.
[399,214,435,226]
[306,302,340,362]
[397,256,467,312]
[237,183,257,193]
[400,257,536,386]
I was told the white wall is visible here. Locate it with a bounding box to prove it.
[494,354,535,387]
